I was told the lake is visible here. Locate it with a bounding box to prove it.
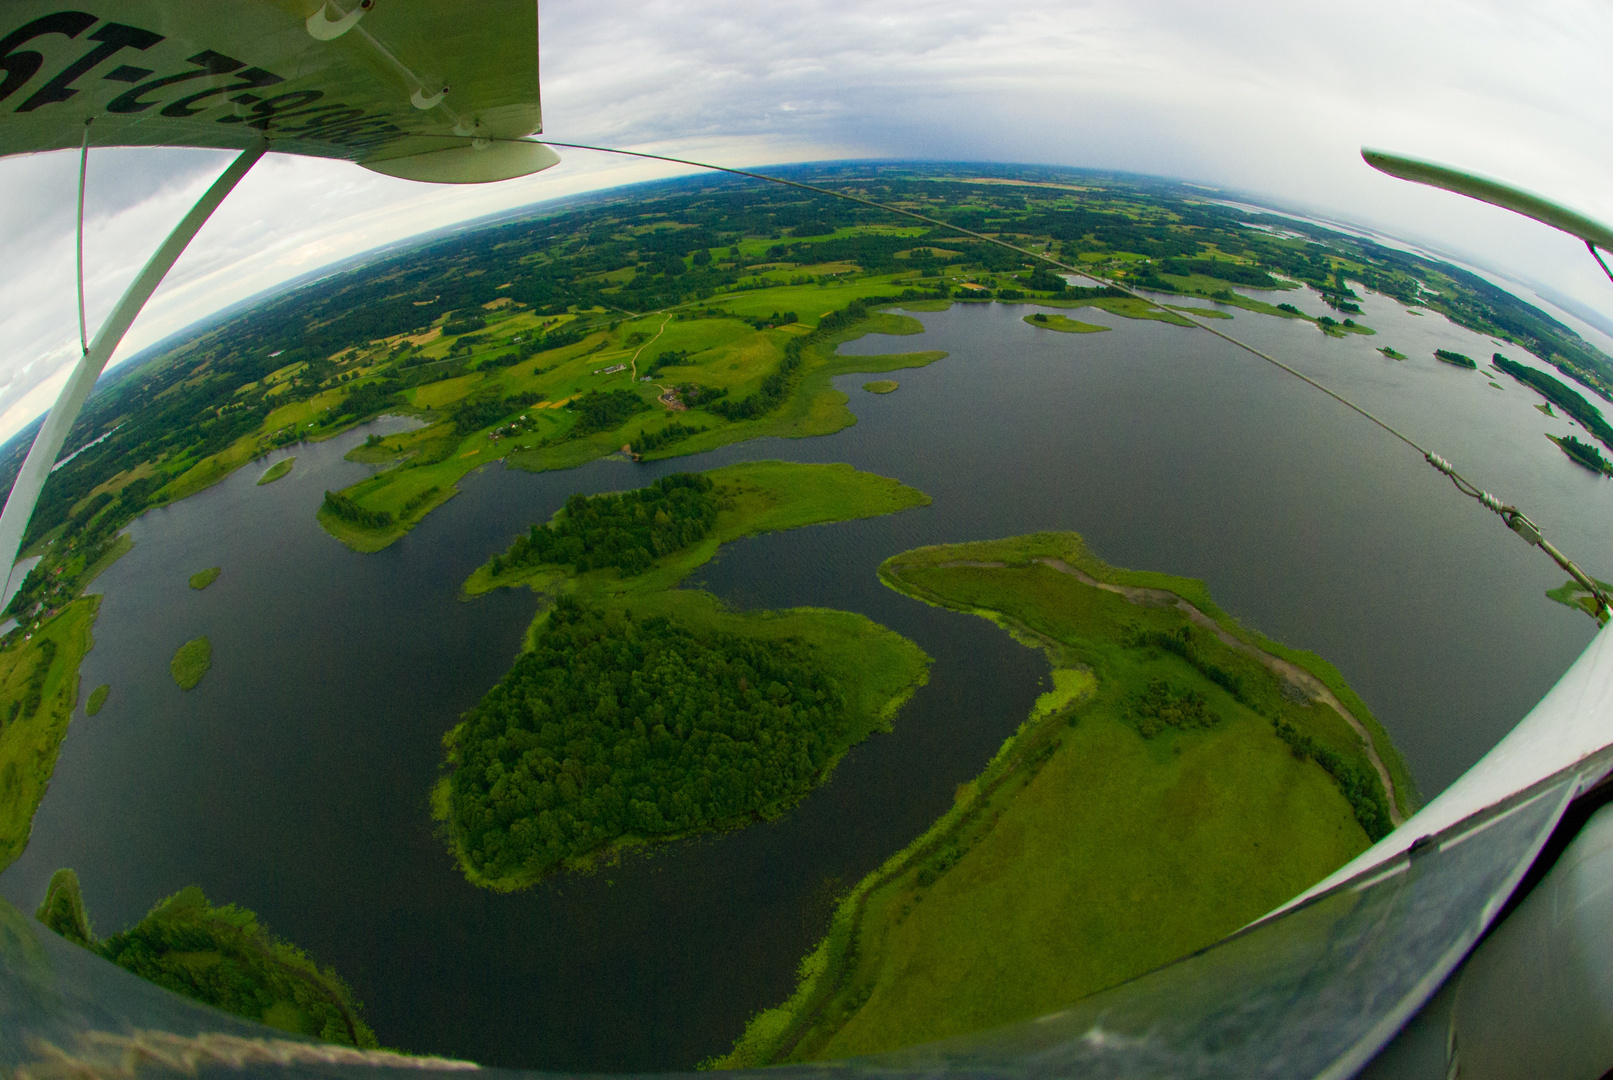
[3,290,1608,1069]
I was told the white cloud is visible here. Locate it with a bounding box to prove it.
[1,0,1610,443]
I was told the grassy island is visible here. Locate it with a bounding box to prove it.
[36,868,377,1047]
[1024,313,1109,334]
[171,637,212,690]
[85,684,109,716]
[1547,576,1613,622]
[1379,346,1407,360]
[441,462,933,890]
[719,532,1413,1066]
[188,567,221,590]
[0,597,97,872]
[256,457,294,485]
[862,381,898,394]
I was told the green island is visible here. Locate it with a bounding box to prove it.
[1025,312,1109,334]
[35,868,376,1047]
[1549,434,1613,476]
[85,684,109,716]
[1164,303,1233,319]
[1379,346,1407,360]
[1548,576,1613,622]
[1536,402,1556,417]
[188,566,221,590]
[440,461,933,890]
[862,381,898,394]
[717,532,1415,1066]
[0,598,96,872]
[1494,353,1613,453]
[1435,349,1477,369]
[257,457,294,485]
[170,636,212,690]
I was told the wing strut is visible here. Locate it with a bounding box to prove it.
[0,140,266,604]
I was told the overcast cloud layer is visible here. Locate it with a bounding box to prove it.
[1,0,1610,443]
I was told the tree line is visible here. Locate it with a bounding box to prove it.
[491,472,718,578]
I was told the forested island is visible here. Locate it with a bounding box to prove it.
[440,462,933,890]
[719,532,1414,1066]
[35,868,377,1047]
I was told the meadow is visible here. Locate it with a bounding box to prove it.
[719,531,1405,1065]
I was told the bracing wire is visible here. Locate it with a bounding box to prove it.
[1590,241,1613,289]
[542,141,1613,622]
[76,118,91,356]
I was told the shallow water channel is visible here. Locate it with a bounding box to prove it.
[3,291,1610,1069]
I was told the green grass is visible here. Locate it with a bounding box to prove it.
[85,684,109,716]
[170,637,212,690]
[1036,295,1196,326]
[862,381,899,394]
[444,462,933,891]
[718,532,1401,1065]
[188,567,221,590]
[256,458,294,485]
[1164,304,1234,319]
[0,597,98,872]
[1380,347,1407,360]
[1023,314,1110,334]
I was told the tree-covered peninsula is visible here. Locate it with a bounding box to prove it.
[36,868,377,1047]
[440,462,933,890]
[719,532,1415,1066]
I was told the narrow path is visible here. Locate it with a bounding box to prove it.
[1035,558,1403,825]
[629,314,673,381]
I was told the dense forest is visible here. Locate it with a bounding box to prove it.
[491,472,718,577]
[35,868,377,1047]
[444,598,851,881]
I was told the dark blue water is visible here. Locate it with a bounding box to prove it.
[3,291,1607,1069]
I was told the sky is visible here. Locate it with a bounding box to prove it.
[0,0,1610,445]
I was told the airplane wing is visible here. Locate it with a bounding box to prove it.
[0,0,558,182]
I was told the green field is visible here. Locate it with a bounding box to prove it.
[719,532,1405,1065]
[257,457,294,485]
[0,598,97,872]
[441,462,933,890]
[1023,313,1109,334]
[170,637,212,690]
[188,567,221,590]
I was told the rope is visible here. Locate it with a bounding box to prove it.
[76,118,91,355]
[543,142,1612,622]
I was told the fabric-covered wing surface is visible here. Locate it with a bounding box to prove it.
[0,1,543,173]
